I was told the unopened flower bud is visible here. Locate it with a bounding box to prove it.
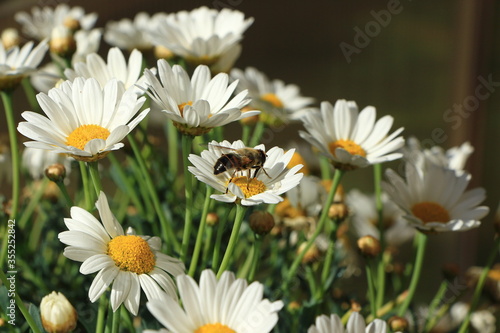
[350,302,362,312]
[1,28,20,50]
[40,291,77,333]
[328,202,349,222]
[154,45,174,60]
[45,163,66,183]
[388,316,409,332]
[357,235,381,258]
[63,17,81,32]
[287,301,301,312]
[249,211,275,235]
[298,242,321,264]
[206,212,219,226]
[50,26,76,58]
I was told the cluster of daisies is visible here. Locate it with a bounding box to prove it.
[0,3,493,333]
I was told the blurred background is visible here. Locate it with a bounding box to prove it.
[0,0,499,301]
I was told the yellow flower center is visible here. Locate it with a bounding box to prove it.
[195,323,236,333]
[261,93,284,108]
[107,235,156,275]
[287,151,308,174]
[66,124,110,151]
[178,101,193,117]
[411,202,450,224]
[329,139,366,157]
[229,176,267,198]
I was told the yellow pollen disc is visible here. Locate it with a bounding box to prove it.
[329,139,366,157]
[66,124,110,151]
[261,93,284,108]
[411,202,450,224]
[229,176,267,198]
[195,323,236,333]
[107,235,155,274]
[178,101,193,116]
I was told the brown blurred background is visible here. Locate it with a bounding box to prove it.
[1,0,499,297]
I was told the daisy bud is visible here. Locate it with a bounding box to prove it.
[350,302,362,312]
[50,26,76,58]
[298,242,321,264]
[1,28,20,50]
[249,211,275,236]
[287,301,301,312]
[328,202,349,222]
[388,316,408,332]
[154,45,174,60]
[206,212,219,226]
[63,17,81,32]
[40,291,77,333]
[45,164,66,183]
[357,235,381,258]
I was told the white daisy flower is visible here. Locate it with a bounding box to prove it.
[308,312,392,333]
[230,66,314,123]
[15,4,97,41]
[382,160,489,233]
[0,39,48,91]
[188,140,304,206]
[104,12,155,51]
[404,137,474,176]
[346,189,415,246]
[58,192,184,315]
[143,59,259,136]
[22,147,72,180]
[65,47,146,94]
[147,269,283,333]
[17,77,149,162]
[146,6,253,72]
[299,99,405,171]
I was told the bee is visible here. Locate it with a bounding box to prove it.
[212,145,271,190]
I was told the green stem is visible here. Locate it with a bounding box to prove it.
[0,270,42,333]
[319,155,332,180]
[188,185,213,276]
[397,232,428,316]
[212,215,226,271]
[55,178,74,208]
[202,225,214,265]
[18,178,49,230]
[373,163,386,310]
[424,280,450,332]
[242,124,252,146]
[248,235,263,281]
[1,91,20,220]
[249,121,265,147]
[458,236,500,333]
[21,77,40,112]
[108,153,144,216]
[88,161,102,195]
[181,134,194,262]
[111,305,120,333]
[79,161,92,210]
[365,261,377,318]
[95,294,107,333]
[128,134,180,253]
[166,121,179,178]
[282,169,344,289]
[320,230,336,287]
[217,204,247,278]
